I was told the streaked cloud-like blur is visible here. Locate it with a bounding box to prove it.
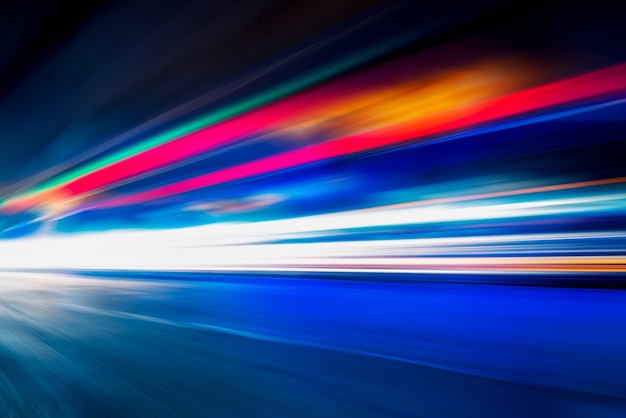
[1,0,626,416]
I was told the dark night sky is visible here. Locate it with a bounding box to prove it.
[0,0,384,190]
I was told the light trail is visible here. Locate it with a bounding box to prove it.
[0,190,623,274]
[0,27,427,212]
[4,59,625,216]
[90,62,626,209]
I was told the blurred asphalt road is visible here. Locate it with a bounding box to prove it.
[1,272,626,417]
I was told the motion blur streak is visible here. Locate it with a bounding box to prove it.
[5,61,626,213]
[2,0,626,417]
[0,184,625,273]
[3,56,531,212]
